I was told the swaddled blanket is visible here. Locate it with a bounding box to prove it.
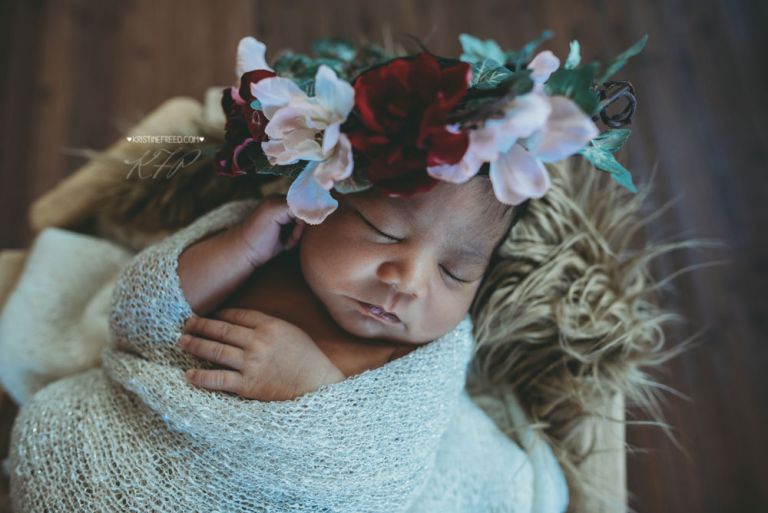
[2,199,568,513]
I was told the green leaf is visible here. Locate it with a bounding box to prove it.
[579,146,638,193]
[271,51,312,77]
[332,164,373,194]
[565,40,581,69]
[459,33,506,64]
[504,30,554,69]
[597,34,648,84]
[311,37,357,62]
[253,160,306,179]
[346,44,394,78]
[271,52,345,84]
[590,128,631,153]
[470,58,513,89]
[544,62,601,115]
[249,99,262,111]
[507,71,535,95]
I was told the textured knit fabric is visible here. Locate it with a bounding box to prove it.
[0,228,132,404]
[3,199,568,513]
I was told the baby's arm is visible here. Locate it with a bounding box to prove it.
[109,199,260,349]
[176,214,261,316]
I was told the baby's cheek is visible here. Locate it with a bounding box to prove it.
[435,291,474,330]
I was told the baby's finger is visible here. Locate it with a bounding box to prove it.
[179,334,245,370]
[184,315,251,349]
[186,368,244,394]
[284,219,306,249]
[214,308,276,330]
[265,194,295,227]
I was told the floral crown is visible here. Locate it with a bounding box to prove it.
[215,32,647,224]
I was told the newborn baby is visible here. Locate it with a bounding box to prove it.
[176,174,515,401]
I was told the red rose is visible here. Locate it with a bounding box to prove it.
[214,69,276,176]
[344,52,472,196]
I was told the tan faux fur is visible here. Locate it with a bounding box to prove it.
[467,156,723,508]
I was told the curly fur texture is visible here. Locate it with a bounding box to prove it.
[467,156,722,507]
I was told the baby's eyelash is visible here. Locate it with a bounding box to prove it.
[356,208,473,284]
[440,266,469,283]
[356,210,401,241]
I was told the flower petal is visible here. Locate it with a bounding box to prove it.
[231,137,255,173]
[262,127,323,164]
[526,96,600,162]
[489,143,551,205]
[236,37,274,77]
[264,106,315,138]
[287,162,339,225]
[487,92,552,152]
[321,122,340,156]
[238,69,277,103]
[468,125,504,162]
[436,59,473,107]
[314,64,355,118]
[313,133,354,189]
[229,85,246,106]
[427,149,483,183]
[527,50,560,85]
[426,125,469,166]
[261,139,296,165]
[251,77,308,119]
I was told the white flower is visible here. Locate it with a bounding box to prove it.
[251,65,355,224]
[236,36,274,77]
[527,50,560,93]
[428,50,599,206]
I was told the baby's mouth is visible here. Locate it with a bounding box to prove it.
[356,300,401,324]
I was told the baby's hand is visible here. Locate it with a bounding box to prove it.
[179,308,345,401]
[236,194,306,268]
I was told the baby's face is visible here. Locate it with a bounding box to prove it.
[298,176,513,345]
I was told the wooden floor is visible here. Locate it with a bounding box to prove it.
[1,1,766,512]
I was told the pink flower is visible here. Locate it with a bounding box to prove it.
[251,64,355,224]
[428,50,599,205]
[214,37,276,176]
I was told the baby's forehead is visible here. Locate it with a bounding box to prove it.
[346,186,509,240]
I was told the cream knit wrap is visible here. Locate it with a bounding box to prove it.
[1,200,567,513]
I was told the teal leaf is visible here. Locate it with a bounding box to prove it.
[579,146,638,193]
[590,128,631,153]
[565,40,581,69]
[504,30,554,69]
[459,33,507,64]
[332,165,373,194]
[249,99,263,111]
[544,62,601,115]
[597,34,648,84]
[470,58,513,89]
[508,71,535,95]
[311,37,357,62]
[295,78,316,96]
[272,51,345,84]
[253,160,305,179]
[346,44,394,78]
[272,51,313,77]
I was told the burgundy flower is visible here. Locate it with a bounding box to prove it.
[344,52,472,196]
[214,69,277,176]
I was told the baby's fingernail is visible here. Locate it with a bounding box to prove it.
[186,369,195,379]
[179,335,189,347]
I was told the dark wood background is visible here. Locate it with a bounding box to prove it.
[1,1,766,512]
